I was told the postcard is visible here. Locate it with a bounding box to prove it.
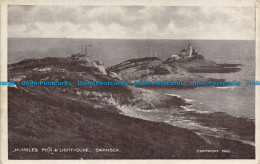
[1,0,259,163]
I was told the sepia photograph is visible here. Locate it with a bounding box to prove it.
[0,1,259,162]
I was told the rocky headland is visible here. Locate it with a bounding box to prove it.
[106,55,240,87]
[8,54,253,159]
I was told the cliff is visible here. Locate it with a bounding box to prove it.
[7,54,253,159]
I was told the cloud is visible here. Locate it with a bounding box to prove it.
[8,5,255,39]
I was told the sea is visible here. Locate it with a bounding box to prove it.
[8,38,256,145]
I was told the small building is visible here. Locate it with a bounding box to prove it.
[179,44,198,59]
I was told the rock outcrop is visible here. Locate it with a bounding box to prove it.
[106,56,207,87]
[106,55,241,87]
[71,54,107,75]
[164,55,242,73]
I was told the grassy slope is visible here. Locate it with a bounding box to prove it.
[8,87,254,159]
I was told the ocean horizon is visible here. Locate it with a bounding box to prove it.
[8,38,255,68]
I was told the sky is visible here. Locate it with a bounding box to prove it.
[8,5,255,40]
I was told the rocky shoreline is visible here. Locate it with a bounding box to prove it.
[8,54,253,159]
